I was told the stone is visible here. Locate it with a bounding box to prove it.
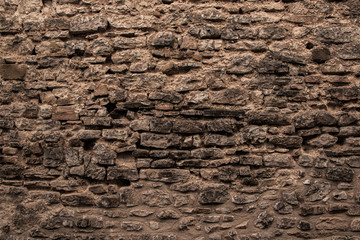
[149,91,184,104]
[218,166,239,181]
[107,166,139,181]
[90,38,113,56]
[337,43,360,60]
[226,54,255,75]
[140,133,181,149]
[65,148,82,166]
[61,193,94,206]
[239,156,263,166]
[315,111,337,126]
[257,54,289,74]
[189,24,221,39]
[204,134,235,147]
[207,119,237,133]
[351,219,360,231]
[338,126,360,137]
[315,217,349,231]
[150,32,176,47]
[293,112,316,129]
[198,184,229,204]
[232,195,258,205]
[85,164,106,180]
[306,181,331,201]
[102,129,128,141]
[65,41,86,56]
[298,220,312,231]
[78,130,102,140]
[69,16,108,34]
[269,136,302,148]
[313,26,356,43]
[298,155,314,167]
[96,195,120,208]
[211,89,248,105]
[255,211,274,229]
[82,117,112,127]
[346,156,360,168]
[93,144,116,165]
[263,154,292,168]
[308,134,337,148]
[242,126,267,144]
[277,217,296,229]
[0,64,27,80]
[247,110,291,126]
[259,26,288,40]
[52,106,78,121]
[300,205,326,216]
[140,169,190,183]
[312,47,331,63]
[156,209,180,219]
[326,167,354,182]
[191,148,224,159]
[172,120,205,133]
[121,221,143,231]
[43,147,64,168]
[141,189,171,207]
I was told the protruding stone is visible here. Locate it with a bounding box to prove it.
[198,184,229,204]
[70,16,108,34]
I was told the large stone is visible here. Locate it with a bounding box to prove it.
[204,134,235,147]
[351,219,360,231]
[93,144,116,165]
[90,38,113,56]
[346,156,360,168]
[338,126,360,137]
[70,16,108,34]
[210,88,248,105]
[337,43,360,60]
[226,54,255,75]
[306,181,331,202]
[269,136,302,148]
[61,193,94,206]
[140,133,181,149]
[257,54,289,74]
[314,26,357,43]
[102,129,128,141]
[308,134,337,148]
[0,64,27,80]
[242,126,267,144]
[247,110,291,125]
[263,154,292,167]
[107,166,139,181]
[315,217,349,231]
[312,47,331,63]
[198,184,230,204]
[326,167,354,182]
[239,156,263,166]
[189,24,221,39]
[78,130,102,140]
[172,120,205,133]
[259,26,288,40]
[52,106,78,121]
[293,112,316,129]
[44,147,64,168]
[150,32,176,47]
[140,169,190,183]
[142,189,171,207]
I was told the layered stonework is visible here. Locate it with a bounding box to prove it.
[1,0,360,239]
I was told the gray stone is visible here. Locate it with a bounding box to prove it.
[102,129,128,141]
[232,195,258,205]
[142,189,171,207]
[90,38,113,56]
[269,135,302,148]
[259,26,288,40]
[121,221,143,231]
[107,166,139,181]
[150,32,176,47]
[78,130,102,140]
[306,181,331,201]
[189,24,221,39]
[248,110,291,126]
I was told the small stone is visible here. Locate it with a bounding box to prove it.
[314,26,356,43]
[70,16,108,34]
[263,154,293,167]
[78,130,101,140]
[308,134,337,148]
[150,32,176,47]
[269,135,302,148]
[351,219,360,231]
[44,147,64,168]
[93,144,116,165]
[121,221,143,231]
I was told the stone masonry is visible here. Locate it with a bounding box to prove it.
[1,0,360,239]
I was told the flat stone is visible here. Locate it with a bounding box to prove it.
[52,106,78,121]
[314,26,357,43]
[0,64,27,80]
[70,16,108,34]
[269,136,302,148]
[78,130,102,140]
[140,169,190,183]
[107,166,139,181]
[199,184,229,204]
[140,133,181,149]
[263,154,292,167]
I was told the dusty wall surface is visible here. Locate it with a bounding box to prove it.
[1,0,360,239]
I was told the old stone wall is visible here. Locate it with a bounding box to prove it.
[1,0,360,239]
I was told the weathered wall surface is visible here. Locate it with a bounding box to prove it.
[1,0,360,239]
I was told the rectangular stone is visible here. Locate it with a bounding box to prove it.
[140,169,190,183]
[52,106,79,121]
[0,64,27,80]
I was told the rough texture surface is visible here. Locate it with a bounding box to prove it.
[1,0,360,240]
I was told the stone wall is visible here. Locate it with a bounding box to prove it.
[1,0,360,239]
